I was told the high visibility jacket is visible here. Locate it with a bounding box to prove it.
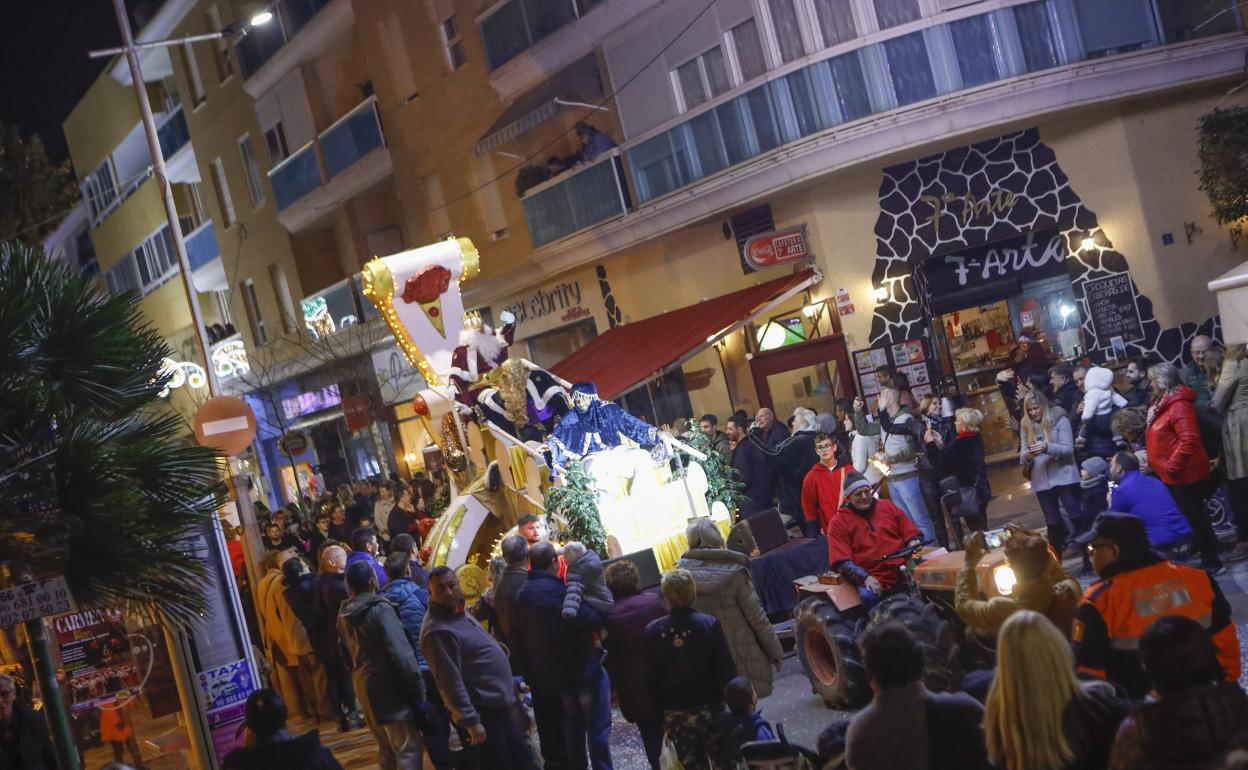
[1073,554,1240,698]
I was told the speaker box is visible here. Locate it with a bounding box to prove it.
[603,548,662,590]
[746,507,789,553]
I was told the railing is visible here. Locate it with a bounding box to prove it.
[269,142,322,211]
[478,0,606,71]
[621,0,1243,205]
[320,97,385,179]
[184,220,220,272]
[522,150,630,247]
[299,274,379,340]
[237,0,333,79]
[157,106,190,159]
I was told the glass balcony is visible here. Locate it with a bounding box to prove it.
[623,0,1243,205]
[269,142,323,211]
[320,97,386,179]
[237,0,333,79]
[479,0,604,71]
[157,106,189,158]
[184,221,220,272]
[299,274,379,340]
[523,151,630,247]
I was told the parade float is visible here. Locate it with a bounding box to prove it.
[362,237,730,583]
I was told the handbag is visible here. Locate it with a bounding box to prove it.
[940,475,981,519]
[659,733,685,770]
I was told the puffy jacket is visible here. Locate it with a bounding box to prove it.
[1109,471,1191,548]
[381,577,430,669]
[337,592,426,724]
[1110,683,1248,770]
[222,731,344,770]
[1146,386,1210,485]
[603,592,668,723]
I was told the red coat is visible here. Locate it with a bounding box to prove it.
[826,499,920,593]
[801,462,850,533]
[1146,386,1209,485]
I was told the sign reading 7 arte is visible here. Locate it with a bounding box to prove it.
[920,188,1017,229]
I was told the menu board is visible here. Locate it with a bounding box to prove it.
[852,339,936,405]
[53,608,141,715]
[1082,273,1143,347]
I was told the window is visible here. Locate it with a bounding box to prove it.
[441,15,467,70]
[472,154,509,239]
[730,19,769,82]
[949,15,1000,88]
[1013,2,1060,72]
[268,265,298,334]
[883,31,936,105]
[812,0,857,47]
[264,123,290,165]
[83,160,119,223]
[241,279,267,346]
[205,5,235,82]
[872,0,920,30]
[210,158,236,227]
[674,46,731,110]
[179,42,206,106]
[133,226,178,289]
[766,0,807,63]
[105,255,141,296]
[237,135,266,207]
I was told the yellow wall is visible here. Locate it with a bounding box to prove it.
[63,71,140,177]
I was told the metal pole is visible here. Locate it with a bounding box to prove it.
[23,615,79,770]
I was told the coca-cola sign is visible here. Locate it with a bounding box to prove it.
[743,227,810,271]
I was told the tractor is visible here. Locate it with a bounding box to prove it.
[792,528,1020,709]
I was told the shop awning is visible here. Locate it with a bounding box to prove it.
[550,268,820,400]
[1210,259,1248,345]
[476,54,604,155]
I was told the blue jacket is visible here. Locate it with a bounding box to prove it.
[346,550,387,588]
[513,570,603,693]
[1109,470,1192,547]
[382,577,430,669]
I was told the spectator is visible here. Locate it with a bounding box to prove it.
[263,520,304,553]
[1212,343,1248,562]
[766,407,820,529]
[390,533,429,590]
[309,513,333,557]
[753,407,790,447]
[222,689,343,770]
[274,557,334,723]
[1105,451,1192,555]
[328,504,351,543]
[873,387,935,542]
[678,518,783,699]
[850,397,885,484]
[827,472,921,608]
[561,541,613,619]
[956,530,1080,638]
[1080,456,1110,522]
[257,549,303,716]
[1111,406,1149,468]
[1049,363,1081,417]
[0,674,53,769]
[918,394,956,549]
[388,486,418,544]
[699,414,731,459]
[315,544,362,732]
[726,416,774,516]
[492,535,529,647]
[932,407,990,533]
[544,156,568,177]
[1076,367,1126,460]
[1110,616,1248,770]
[1122,358,1154,408]
[1145,362,1223,571]
[832,397,856,461]
[517,514,542,547]
[801,432,853,536]
[984,611,1126,770]
[845,621,989,770]
[575,122,617,163]
[1075,513,1240,698]
[347,529,389,588]
[421,567,539,770]
[281,558,335,724]
[643,569,738,770]
[225,525,246,581]
[1020,391,1086,555]
[602,560,668,770]
[337,561,427,770]
[345,484,371,533]
[1183,334,1215,408]
[714,676,775,762]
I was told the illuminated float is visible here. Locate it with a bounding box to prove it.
[362,238,728,581]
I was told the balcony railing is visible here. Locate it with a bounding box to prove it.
[299,274,379,340]
[157,106,190,159]
[184,221,220,272]
[320,97,385,179]
[621,0,1243,206]
[237,0,332,78]
[522,150,630,247]
[479,0,606,71]
[269,142,322,211]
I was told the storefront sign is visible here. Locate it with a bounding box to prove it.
[502,281,584,328]
[281,385,341,421]
[925,230,1069,295]
[278,432,309,456]
[920,188,1017,229]
[54,608,141,715]
[1083,273,1144,346]
[372,345,428,405]
[743,227,810,271]
[0,577,72,627]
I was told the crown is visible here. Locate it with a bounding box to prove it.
[463,310,483,328]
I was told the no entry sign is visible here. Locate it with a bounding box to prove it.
[194,397,258,457]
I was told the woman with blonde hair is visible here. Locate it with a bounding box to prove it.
[1019,391,1084,554]
[926,407,990,532]
[985,611,1125,770]
[1214,343,1248,561]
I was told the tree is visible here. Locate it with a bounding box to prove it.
[543,459,608,555]
[1197,106,1248,225]
[684,429,745,513]
[0,241,220,622]
[0,126,77,246]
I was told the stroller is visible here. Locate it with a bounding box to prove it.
[740,723,822,770]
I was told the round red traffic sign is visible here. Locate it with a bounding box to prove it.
[194,396,258,457]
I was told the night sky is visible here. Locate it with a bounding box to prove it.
[0,0,150,163]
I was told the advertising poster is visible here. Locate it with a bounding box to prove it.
[198,658,254,758]
[53,609,140,715]
[891,339,926,365]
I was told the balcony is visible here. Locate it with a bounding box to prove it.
[522,150,630,247]
[321,97,385,179]
[184,220,220,272]
[237,0,332,78]
[239,0,351,98]
[157,106,189,159]
[300,274,379,340]
[270,142,322,211]
[479,0,605,71]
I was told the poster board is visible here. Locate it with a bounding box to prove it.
[53,608,141,715]
[1082,273,1144,348]
[852,338,936,407]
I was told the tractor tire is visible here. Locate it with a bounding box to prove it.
[870,595,963,693]
[794,597,870,710]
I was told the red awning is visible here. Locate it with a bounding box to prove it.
[550,268,817,400]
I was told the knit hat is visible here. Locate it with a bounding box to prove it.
[1080,456,1108,490]
[842,471,873,499]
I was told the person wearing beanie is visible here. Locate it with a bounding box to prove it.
[1073,513,1240,698]
[1080,457,1110,520]
[825,471,922,609]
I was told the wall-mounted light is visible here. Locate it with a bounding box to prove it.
[873,286,890,304]
[1080,236,1096,253]
[802,303,820,318]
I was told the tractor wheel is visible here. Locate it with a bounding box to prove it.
[869,595,963,693]
[794,597,870,710]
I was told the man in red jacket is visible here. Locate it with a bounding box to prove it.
[801,433,851,536]
[826,472,922,608]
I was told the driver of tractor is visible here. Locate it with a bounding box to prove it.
[956,529,1081,639]
[826,472,922,610]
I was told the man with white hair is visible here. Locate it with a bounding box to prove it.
[0,674,54,767]
[752,407,789,448]
[764,407,820,532]
[1183,334,1215,408]
[448,310,516,409]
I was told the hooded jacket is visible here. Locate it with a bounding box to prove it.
[346,550,388,589]
[381,577,431,669]
[1110,683,1248,770]
[337,592,426,724]
[222,731,343,770]
[826,498,921,593]
[1146,386,1210,485]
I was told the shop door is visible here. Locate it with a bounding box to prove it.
[750,335,855,416]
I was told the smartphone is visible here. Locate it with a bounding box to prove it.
[984,528,1012,550]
